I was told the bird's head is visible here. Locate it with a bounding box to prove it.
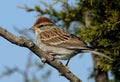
[30,17,53,31]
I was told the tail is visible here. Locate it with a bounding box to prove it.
[82,50,113,60]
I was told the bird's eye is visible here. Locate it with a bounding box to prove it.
[38,25,44,28]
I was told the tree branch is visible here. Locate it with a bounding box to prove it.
[0,27,82,82]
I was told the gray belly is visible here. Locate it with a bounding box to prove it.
[38,43,77,60]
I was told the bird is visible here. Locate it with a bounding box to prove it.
[30,17,112,66]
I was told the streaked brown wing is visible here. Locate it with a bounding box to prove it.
[40,26,88,50]
[58,34,89,49]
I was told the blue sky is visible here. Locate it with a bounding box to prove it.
[0,0,94,82]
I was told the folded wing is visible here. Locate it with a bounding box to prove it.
[40,26,89,50]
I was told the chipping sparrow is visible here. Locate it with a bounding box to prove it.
[30,17,112,65]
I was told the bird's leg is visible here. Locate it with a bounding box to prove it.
[65,58,71,66]
[49,53,70,67]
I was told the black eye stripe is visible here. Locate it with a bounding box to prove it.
[37,24,54,28]
[38,25,44,28]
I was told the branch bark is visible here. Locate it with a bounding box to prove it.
[0,27,82,82]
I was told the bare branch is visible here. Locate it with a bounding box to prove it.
[0,27,82,82]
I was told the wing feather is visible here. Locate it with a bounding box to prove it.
[40,27,88,50]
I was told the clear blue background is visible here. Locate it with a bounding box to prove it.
[0,0,94,82]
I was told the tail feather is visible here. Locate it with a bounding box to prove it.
[82,50,113,60]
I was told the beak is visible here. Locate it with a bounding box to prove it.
[30,26,37,30]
